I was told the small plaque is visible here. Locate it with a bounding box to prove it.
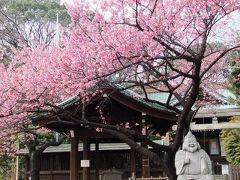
[222,165,229,175]
[81,160,90,167]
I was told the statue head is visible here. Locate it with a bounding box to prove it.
[182,131,201,153]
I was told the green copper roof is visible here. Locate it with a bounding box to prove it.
[31,82,176,123]
[109,83,175,114]
[57,95,80,108]
[30,95,80,122]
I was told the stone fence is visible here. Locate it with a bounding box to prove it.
[214,175,229,180]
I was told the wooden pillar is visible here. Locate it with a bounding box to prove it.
[25,157,29,180]
[82,137,90,180]
[141,113,150,178]
[130,148,136,179]
[70,137,79,180]
[95,142,100,180]
[141,141,150,178]
[50,154,54,180]
[141,156,150,178]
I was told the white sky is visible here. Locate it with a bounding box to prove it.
[209,12,240,44]
[60,0,74,6]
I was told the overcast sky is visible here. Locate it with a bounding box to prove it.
[60,0,74,5]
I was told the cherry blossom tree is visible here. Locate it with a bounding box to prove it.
[1,0,240,179]
[0,1,69,180]
[0,0,70,63]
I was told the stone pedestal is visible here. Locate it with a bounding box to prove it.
[177,174,214,180]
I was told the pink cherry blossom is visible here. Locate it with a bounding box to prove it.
[0,0,240,160]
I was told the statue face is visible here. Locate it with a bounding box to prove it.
[186,138,198,152]
[182,132,200,153]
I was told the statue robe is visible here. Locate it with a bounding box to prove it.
[175,149,212,175]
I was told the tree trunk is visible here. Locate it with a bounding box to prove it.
[29,151,40,180]
[162,152,177,180]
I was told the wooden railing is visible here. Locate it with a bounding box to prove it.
[229,165,240,180]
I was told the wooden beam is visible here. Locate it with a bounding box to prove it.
[195,107,240,118]
[70,137,79,180]
[172,122,240,131]
[82,137,90,180]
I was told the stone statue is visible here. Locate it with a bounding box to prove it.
[175,131,214,180]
